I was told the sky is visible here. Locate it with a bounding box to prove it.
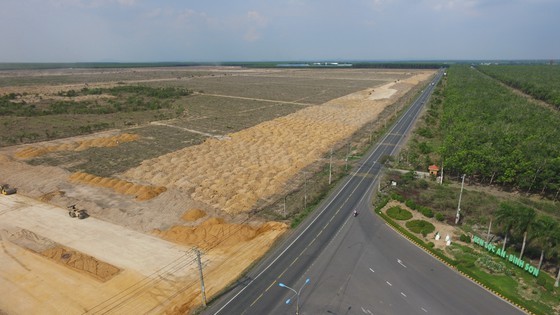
[1,0,558,62]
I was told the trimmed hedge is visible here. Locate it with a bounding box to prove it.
[386,206,413,220]
[406,220,435,235]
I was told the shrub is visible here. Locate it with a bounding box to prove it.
[427,242,435,248]
[435,212,445,221]
[417,179,429,189]
[459,234,471,243]
[406,220,435,235]
[390,192,404,202]
[419,206,434,218]
[405,199,417,210]
[386,206,413,220]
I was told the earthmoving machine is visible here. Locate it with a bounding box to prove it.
[1,184,17,195]
[68,204,89,219]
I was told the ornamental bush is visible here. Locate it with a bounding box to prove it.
[419,206,434,218]
[386,206,412,220]
[406,220,435,235]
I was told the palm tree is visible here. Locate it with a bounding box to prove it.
[515,205,535,260]
[494,202,517,252]
[551,229,560,288]
[530,215,558,271]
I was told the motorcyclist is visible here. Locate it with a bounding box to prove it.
[353,210,358,217]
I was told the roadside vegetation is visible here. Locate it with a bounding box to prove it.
[376,174,560,315]
[377,64,560,314]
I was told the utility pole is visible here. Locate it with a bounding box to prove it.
[345,143,350,171]
[440,159,444,185]
[455,174,465,224]
[194,248,207,307]
[486,218,492,242]
[328,148,332,185]
[304,175,307,210]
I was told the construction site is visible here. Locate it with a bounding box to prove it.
[0,66,435,314]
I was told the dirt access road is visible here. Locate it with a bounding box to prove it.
[0,194,197,314]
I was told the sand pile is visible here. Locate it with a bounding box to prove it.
[41,245,120,282]
[15,133,140,159]
[125,72,433,214]
[152,217,288,251]
[181,208,206,222]
[69,172,166,201]
[5,229,120,281]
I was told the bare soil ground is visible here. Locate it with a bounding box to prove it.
[0,67,434,314]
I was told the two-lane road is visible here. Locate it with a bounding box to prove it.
[205,70,524,315]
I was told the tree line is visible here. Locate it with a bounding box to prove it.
[437,66,560,198]
[477,65,560,109]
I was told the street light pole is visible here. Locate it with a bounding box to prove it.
[455,174,465,224]
[279,278,310,315]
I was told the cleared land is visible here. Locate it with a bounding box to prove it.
[0,66,434,314]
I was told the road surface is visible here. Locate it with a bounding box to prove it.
[205,70,524,315]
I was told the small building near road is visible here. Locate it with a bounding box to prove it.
[428,165,440,176]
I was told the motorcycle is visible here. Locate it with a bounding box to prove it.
[353,210,358,217]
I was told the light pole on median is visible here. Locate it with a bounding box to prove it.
[278,278,310,315]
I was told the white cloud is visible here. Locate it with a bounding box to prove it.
[430,0,481,16]
[247,10,267,27]
[243,11,268,42]
[49,0,138,8]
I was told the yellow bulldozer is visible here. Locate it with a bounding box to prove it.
[1,184,17,195]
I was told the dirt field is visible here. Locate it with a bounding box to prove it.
[0,67,435,313]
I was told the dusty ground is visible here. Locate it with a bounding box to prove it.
[0,68,434,314]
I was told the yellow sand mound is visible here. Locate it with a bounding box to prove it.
[181,209,207,222]
[41,245,120,282]
[153,218,288,251]
[125,72,434,214]
[15,133,140,159]
[69,172,166,201]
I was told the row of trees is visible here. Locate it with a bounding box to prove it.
[494,202,560,286]
[477,65,560,109]
[438,66,560,198]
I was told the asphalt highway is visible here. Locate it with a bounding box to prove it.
[205,70,525,315]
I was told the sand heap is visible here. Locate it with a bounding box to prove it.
[41,245,121,282]
[153,217,288,251]
[125,73,432,214]
[69,172,166,201]
[15,133,140,159]
[181,208,207,222]
[5,228,120,282]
